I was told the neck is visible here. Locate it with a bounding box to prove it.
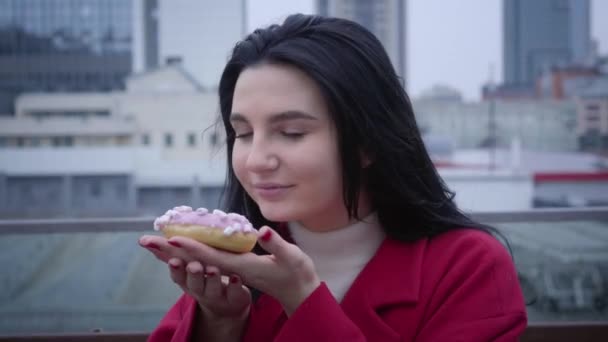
[299,193,373,232]
[288,211,385,301]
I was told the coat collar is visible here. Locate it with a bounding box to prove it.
[278,221,426,308]
[342,237,427,309]
[251,236,428,341]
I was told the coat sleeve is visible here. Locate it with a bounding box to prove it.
[273,282,367,342]
[414,231,528,341]
[147,294,199,342]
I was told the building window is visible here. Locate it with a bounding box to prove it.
[116,184,127,197]
[52,136,74,147]
[116,136,130,145]
[587,114,600,122]
[188,133,196,147]
[142,134,150,145]
[91,181,102,197]
[21,184,32,197]
[165,133,173,147]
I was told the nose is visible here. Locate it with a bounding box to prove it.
[245,136,279,173]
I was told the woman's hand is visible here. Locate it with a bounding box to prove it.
[157,226,321,316]
[138,235,251,338]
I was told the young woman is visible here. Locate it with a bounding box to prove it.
[139,14,527,341]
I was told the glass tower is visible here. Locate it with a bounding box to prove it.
[503,0,591,86]
[0,0,134,113]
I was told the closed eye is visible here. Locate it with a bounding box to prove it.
[234,132,253,139]
[281,131,306,139]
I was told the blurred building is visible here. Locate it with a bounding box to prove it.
[418,84,463,103]
[481,83,538,101]
[4,60,222,159]
[576,77,608,152]
[0,0,160,115]
[425,137,608,209]
[316,0,407,87]
[537,65,601,100]
[532,58,608,153]
[132,0,160,73]
[414,99,578,151]
[0,0,246,115]
[484,0,592,100]
[0,0,248,218]
[503,0,591,87]
[0,63,226,218]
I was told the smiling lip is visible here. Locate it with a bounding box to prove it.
[253,183,294,200]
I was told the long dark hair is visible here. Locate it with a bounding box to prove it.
[218,14,498,242]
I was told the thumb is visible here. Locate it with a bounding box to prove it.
[256,226,294,260]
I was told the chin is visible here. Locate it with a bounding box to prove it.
[258,203,299,223]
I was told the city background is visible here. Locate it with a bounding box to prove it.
[0,0,607,336]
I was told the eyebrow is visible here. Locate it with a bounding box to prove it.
[230,110,318,124]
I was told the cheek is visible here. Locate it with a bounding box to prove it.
[291,142,342,194]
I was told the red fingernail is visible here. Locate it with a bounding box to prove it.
[146,242,161,250]
[260,230,272,242]
[188,268,202,275]
[169,262,179,269]
[168,240,182,248]
[230,275,239,284]
[205,271,216,277]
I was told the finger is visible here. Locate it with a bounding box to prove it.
[202,265,223,299]
[139,235,165,248]
[140,235,194,263]
[140,242,171,263]
[167,236,254,273]
[256,226,294,261]
[168,258,187,288]
[138,235,164,254]
[185,261,206,298]
[151,249,172,263]
[226,274,251,308]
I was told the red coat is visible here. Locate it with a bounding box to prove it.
[149,229,527,341]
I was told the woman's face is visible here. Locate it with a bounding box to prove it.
[230,63,351,231]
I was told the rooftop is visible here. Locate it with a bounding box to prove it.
[0,207,607,340]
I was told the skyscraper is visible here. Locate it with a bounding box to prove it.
[133,0,160,73]
[503,0,591,87]
[0,0,159,114]
[317,0,408,88]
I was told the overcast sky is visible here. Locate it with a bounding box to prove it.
[246,0,608,101]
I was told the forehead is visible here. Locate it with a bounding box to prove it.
[231,63,329,120]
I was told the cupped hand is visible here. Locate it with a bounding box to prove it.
[155,226,321,315]
[138,235,251,321]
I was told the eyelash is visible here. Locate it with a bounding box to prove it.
[281,132,305,139]
[233,131,305,140]
[234,132,252,139]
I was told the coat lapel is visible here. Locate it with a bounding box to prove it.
[340,238,427,339]
[250,237,428,341]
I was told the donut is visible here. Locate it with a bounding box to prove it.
[153,206,257,253]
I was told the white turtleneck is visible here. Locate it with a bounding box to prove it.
[288,212,386,302]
